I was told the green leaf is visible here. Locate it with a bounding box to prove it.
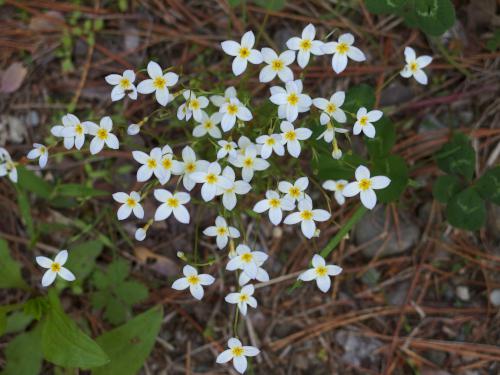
[475,166,500,205]
[372,155,409,203]
[92,306,163,375]
[1,328,43,375]
[365,117,396,158]
[42,291,109,368]
[3,311,34,335]
[24,297,50,321]
[65,240,104,281]
[435,133,475,181]
[433,175,462,203]
[446,188,486,231]
[316,153,367,181]
[365,0,408,13]
[115,281,149,305]
[16,166,52,199]
[15,186,35,242]
[343,84,375,113]
[56,184,108,198]
[252,0,285,11]
[0,238,28,289]
[414,0,455,36]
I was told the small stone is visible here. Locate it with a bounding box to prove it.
[489,289,500,306]
[456,286,470,301]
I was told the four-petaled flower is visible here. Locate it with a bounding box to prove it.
[133,147,165,182]
[286,23,324,68]
[313,91,347,125]
[270,80,312,122]
[284,199,331,239]
[255,133,284,159]
[253,190,295,225]
[105,69,137,101]
[226,244,268,279]
[203,216,240,250]
[353,107,383,138]
[322,179,348,205]
[172,265,215,300]
[27,143,49,168]
[225,284,257,316]
[51,114,87,150]
[298,254,342,292]
[216,338,260,374]
[217,140,238,160]
[216,166,251,211]
[221,31,263,76]
[36,250,76,287]
[400,46,432,85]
[137,61,178,106]
[86,116,119,154]
[342,165,391,209]
[280,121,312,158]
[219,98,252,132]
[112,191,144,220]
[231,146,270,182]
[259,48,295,83]
[322,33,366,74]
[0,148,17,183]
[278,177,310,203]
[177,146,209,191]
[177,90,209,122]
[154,189,191,223]
[193,112,222,139]
[191,162,231,201]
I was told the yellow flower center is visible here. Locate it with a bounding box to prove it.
[75,123,84,135]
[299,39,312,51]
[239,293,249,302]
[231,346,244,357]
[284,131,297,141]
[287,92,299,106]
[224,144,234,151]
[289,186,301,198]
[153,76,166,89]
[51,262,61,272]
[241,253,253,263]
[336,42,349,54]
[336,183,345,191]
[243,157,253,168]
[268,198,281,208]
[40,146,47,154]
[147,158,157,169]
[300,210,313,221]
[265,137,276,146]
[239,47,250,58]
[167,197,179,208]
[119,78,131,89]
[271,59,284,71]
[315,265,328,277]
[97,128,108,140]
[206,173,218,184]
[187,275,200,285]
[203,120,213,129]
[126,197,137,207]
[358,178,372,191]
[359,116,368,126]
[189,99,200,110]
[186,162,196,173]
[162,158,172,169]
[227,103,238,115]
[217,226,228,236]
[326,103,336,114]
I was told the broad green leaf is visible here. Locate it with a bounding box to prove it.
[4,311,33,335]
[433,175,462,203]
[24,297,50,321]
[446,188,486,231]
[115,281,149,305]
[435,133,475,181]
[65,240,104,281]
[56,184,108,198]
[475,166,500,205]
[414,0,455,36]
[1,328,43,375]
[0,238,28,289]
[16,166,52,199]
[315,153,367,180]
[93,306,163,375]
[343,84,375,113]
[372,155,409,203]
[365,117,396,158]
[15,185,35,242]
[42,291,109,368]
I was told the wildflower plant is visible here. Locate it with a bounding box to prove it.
[1,21,449,374]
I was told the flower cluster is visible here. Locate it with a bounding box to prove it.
[1,23,434,375]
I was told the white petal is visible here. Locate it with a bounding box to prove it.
[259,65,276,83]
[297,50,310,68]
[190,284,204,300]
[221,40,240,56]
[241,30,255,48]
[332,53,348,74]
[360,189,377,209]
[216,350,233,364]
[312,254,325,267]
[355,165,371,180]
[35,256,52,268]
[298,268,317,281]
[347,46,366,62]
[172,277,189,290]
[414,70,428,85]
[58,267,76,282]
[316,275,331,293]
[301,220,316,239]
[342,182,360,197]
[173,205,190,224]
[54,250,68,265]
[327,265,343,276]
[371,176,391,189]
[233,355,247,374]
[41,270,57,287]
[232,57,247,76]
[117,204,132,220]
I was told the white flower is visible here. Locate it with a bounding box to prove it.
[177,90,209,122]
[191,162,231,201]
[286,23,324,68]
[269,80,311,122]
[159,145,183,185]
[127,123,141,135]
[298,254,342,293]
[203,216,240,250]
[226,244,268,279]
[280,121,312,158]
[210,86,237,107]
[216,166,251,211]
[236,135,260,156]
[0,148,17,183]
[35,250,76,287]
[317,124,349,143]
[322,33,366,74]
[255,134,284,159]
[193,112,222,139]
[177,146,209,191]
[217,140,238,160]
[154,189,191,223]
[238,264,269,286]
[112,191,144,220]
[27,143,48,168]
[216,338,260,374]
[51,114,87,150]
[313,91,347,124]
[353,107,383,138]
[322,179,348,205]
[137,61,178,106]
[133,147,165,182]
[221,31,263,76]
[400,46,432,85]
[172,265,214,300]
[135,227,147,241]
[225,285,257,316]
[259,48,295,83]
[86,116,119,154]
[253,190,295,225]
[231,146,270,182]
[284,199,331,239]
[342,165,391,209]
[278,176,310,203]
[105,69,137,101]
[219,98,252,132]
